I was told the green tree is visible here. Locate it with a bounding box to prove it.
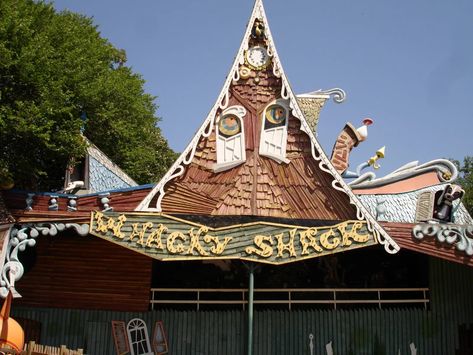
[455,156,473,215]
[0,0,176,190]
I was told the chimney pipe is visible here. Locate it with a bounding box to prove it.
[330,119,372,174]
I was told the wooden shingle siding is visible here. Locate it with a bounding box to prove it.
[16,232,152,311]
[157,55,358,221]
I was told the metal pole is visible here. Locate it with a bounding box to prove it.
[247,264,255,355]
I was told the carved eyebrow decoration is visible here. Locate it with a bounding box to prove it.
[259,99,290,164]
[214,105,247,173]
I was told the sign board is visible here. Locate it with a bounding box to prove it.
[90,212,377,265]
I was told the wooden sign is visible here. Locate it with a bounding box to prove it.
[90,212,377,265]
[152,321,168,354]
[111,321,130,355]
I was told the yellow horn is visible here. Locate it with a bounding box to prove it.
[368,146,386,169]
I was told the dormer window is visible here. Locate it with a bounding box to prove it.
[214,105,247,172]
[259,99,289,163]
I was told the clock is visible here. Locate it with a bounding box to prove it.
[245,46,270,70]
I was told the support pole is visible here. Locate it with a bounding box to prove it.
[247,264,255,355]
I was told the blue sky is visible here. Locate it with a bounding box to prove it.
[52,0,472,177]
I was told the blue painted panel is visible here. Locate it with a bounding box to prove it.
[88,156,133,192]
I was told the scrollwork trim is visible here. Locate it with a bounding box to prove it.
[412,223,473,256]
[0,222,89,298]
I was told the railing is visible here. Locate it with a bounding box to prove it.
[150,287,429,311]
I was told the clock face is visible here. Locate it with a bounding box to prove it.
[246,46,270,70]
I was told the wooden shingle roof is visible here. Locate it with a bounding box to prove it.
[158,69,356,220]
[137,0,399,254]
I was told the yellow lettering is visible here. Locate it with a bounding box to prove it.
[167,232,187,254]
[186,227,209,256]
[94,211,107,232]
[245,235,273,258]
[129,222,153,246]
[275,229,297,258]
[339,221,370,246]
[299,227,323,255]
[203,235,233,255]
[319,228,340,250]
[94,212,126,239]
[145,224,167,250]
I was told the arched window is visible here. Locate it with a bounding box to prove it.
[214,105,247,172]
[126,318,153,355]
[259,99,289,163]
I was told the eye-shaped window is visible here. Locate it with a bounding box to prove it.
[218,114,241,138]
[265,104,286,127]
[259,99,289,163]
[214,105,247,172]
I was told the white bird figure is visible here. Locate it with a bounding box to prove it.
[326,341,333,355]
[308,334,314,355]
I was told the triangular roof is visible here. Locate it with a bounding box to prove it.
[136,0,398,254]
[84,138,138,192]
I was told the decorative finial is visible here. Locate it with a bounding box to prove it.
[48,195,59,211]
[367,146,386,169]
[356,118,373,141]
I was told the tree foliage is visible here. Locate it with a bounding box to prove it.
[0,0,176,190]
[454,156,473,215]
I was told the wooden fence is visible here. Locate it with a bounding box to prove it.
[8,258,473,354]
[21,341,83,355]
[9,307,469,355]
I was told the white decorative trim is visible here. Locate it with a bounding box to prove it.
[214,106,247,172]
[0,223,89,298]
[350,159,458,190]
[297,88,346,103]
[259,99,290,164]
[413,223,473,256]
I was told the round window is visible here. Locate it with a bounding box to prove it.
[218,114,241,137]
[265,104,286,128]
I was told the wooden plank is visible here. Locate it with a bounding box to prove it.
[16,233,152,311]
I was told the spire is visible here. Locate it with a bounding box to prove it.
[136,0,399,254]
